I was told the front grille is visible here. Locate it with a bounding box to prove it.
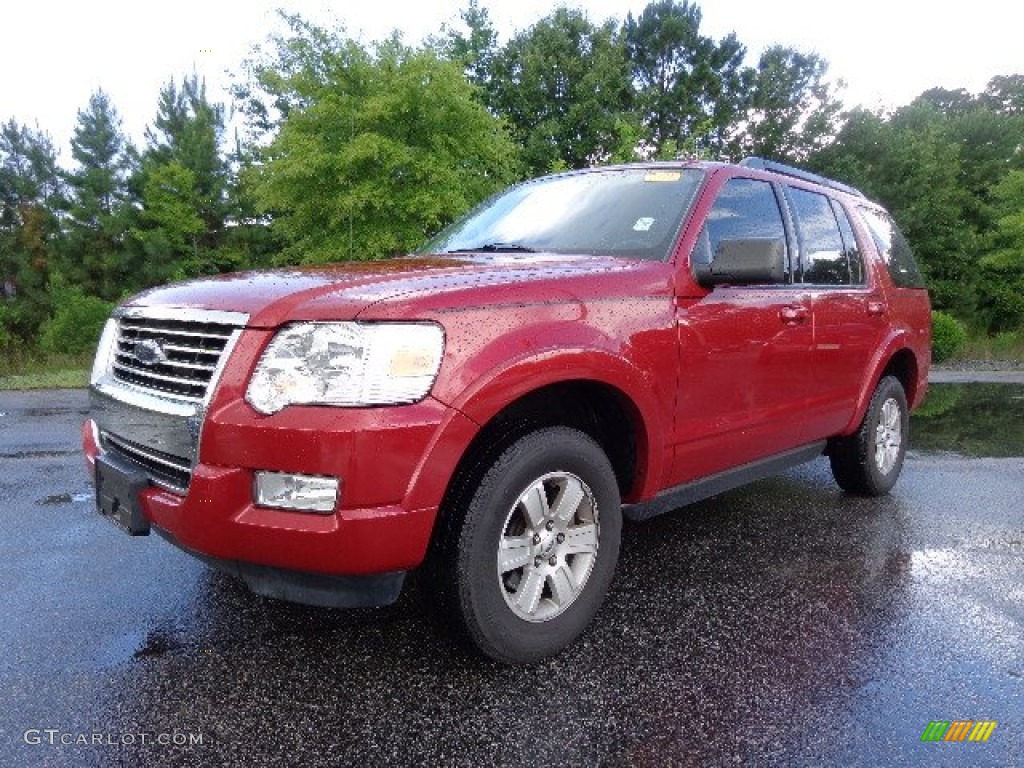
[102,431,191,492]
[112,316,238,402]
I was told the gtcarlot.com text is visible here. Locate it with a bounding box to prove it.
[24,729,205,747]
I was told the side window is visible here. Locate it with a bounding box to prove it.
[789,188,849,285]
[858,207,926,288]
[691,178,788,278]
[831,200,865,285]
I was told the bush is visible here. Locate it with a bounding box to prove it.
[38,286,114,356]
[931,310,967,363]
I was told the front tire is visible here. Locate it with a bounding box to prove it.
[444,427,621,664]
[829,375,909,496]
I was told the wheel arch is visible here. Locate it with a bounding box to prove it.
[843,340,922,435]
[453,378,648,502]
[421,377,651,569]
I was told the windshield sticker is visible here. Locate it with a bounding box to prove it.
[644,171,681,182]
[633,217,655,232]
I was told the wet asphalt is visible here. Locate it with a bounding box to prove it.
[0,383,1021,767]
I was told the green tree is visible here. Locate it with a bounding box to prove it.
[978,169,1024,330]
[444,0,499,97]
[130,162,205,285]
[982,74,1024,116]
[0,120,64,341]
[489,8,634,173]
[623,0,747,158]
[61,89,136,299]
[739,46,842,162]
[239,17,520,263]
[915,86,976,117]
[131,74,232,282]
[913,83,1024,235]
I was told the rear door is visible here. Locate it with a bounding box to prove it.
[785,187,888,437]
[670,176,813,486]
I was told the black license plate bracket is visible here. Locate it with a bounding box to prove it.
[95,453,151,535]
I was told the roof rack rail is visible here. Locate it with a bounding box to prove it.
[739,157,866,198]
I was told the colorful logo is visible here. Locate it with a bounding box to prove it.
[921,720,997,742]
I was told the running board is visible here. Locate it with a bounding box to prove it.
[623,441,827,521]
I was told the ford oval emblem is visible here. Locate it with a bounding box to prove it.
[134,339,168,367]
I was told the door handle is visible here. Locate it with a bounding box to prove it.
[866,300,886,317]
[779,305,809,324]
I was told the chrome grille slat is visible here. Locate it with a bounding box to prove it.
[113,350,217,373]
[159,343,221,357]
[112,362,209,392]
[120,325,234,341]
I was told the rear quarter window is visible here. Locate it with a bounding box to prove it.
[858,207,926,289]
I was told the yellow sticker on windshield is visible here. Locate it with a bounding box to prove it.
[644,171,682,182]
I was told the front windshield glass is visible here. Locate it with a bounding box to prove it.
[421,167,705,261]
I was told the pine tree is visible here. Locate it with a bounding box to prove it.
[62,89,135,299]
[0,120,64,340]
[131,74,231,282]
[624,0,747,159]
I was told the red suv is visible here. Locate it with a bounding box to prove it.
[84,158,931,663]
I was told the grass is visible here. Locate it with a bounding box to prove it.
[954,331,1024,363]
[0,351,91,391]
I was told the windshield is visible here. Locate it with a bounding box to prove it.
[421,167,705,261]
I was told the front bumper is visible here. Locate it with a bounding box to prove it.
[83,393,474,587]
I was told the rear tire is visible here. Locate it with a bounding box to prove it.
[440,427,621,664]
[829,375,909,496]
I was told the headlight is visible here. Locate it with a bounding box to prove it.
[245,322,444,414]
[90,318,118,386]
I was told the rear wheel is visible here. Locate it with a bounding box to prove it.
[442,427,621,664]
[829,375,909,496]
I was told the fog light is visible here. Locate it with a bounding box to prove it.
[254,472,339,513]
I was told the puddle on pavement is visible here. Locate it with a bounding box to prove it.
[911,383,1024,458]
[35,491,93,506]
[37,493,73,505]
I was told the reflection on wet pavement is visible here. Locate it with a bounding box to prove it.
[912,383,1024,457]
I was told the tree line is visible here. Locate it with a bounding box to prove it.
[1,0,1022,360]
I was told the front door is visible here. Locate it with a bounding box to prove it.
[669,176,813,487]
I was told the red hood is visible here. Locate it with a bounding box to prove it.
[126,253,673,327]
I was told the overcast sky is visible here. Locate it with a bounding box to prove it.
[3,0,1020,159]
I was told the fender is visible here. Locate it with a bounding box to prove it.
[455,347,662,498]
[400,401,482,518]
[403,348,666,514]
[842,329,919,435]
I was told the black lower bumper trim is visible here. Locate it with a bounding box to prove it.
[153,527,405,608]
[236,563,405,609]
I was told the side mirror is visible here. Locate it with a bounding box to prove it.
[697,237,787,287]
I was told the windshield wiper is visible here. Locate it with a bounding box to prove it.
[446,242,537,254]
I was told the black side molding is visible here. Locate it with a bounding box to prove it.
[623,441,827,521]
